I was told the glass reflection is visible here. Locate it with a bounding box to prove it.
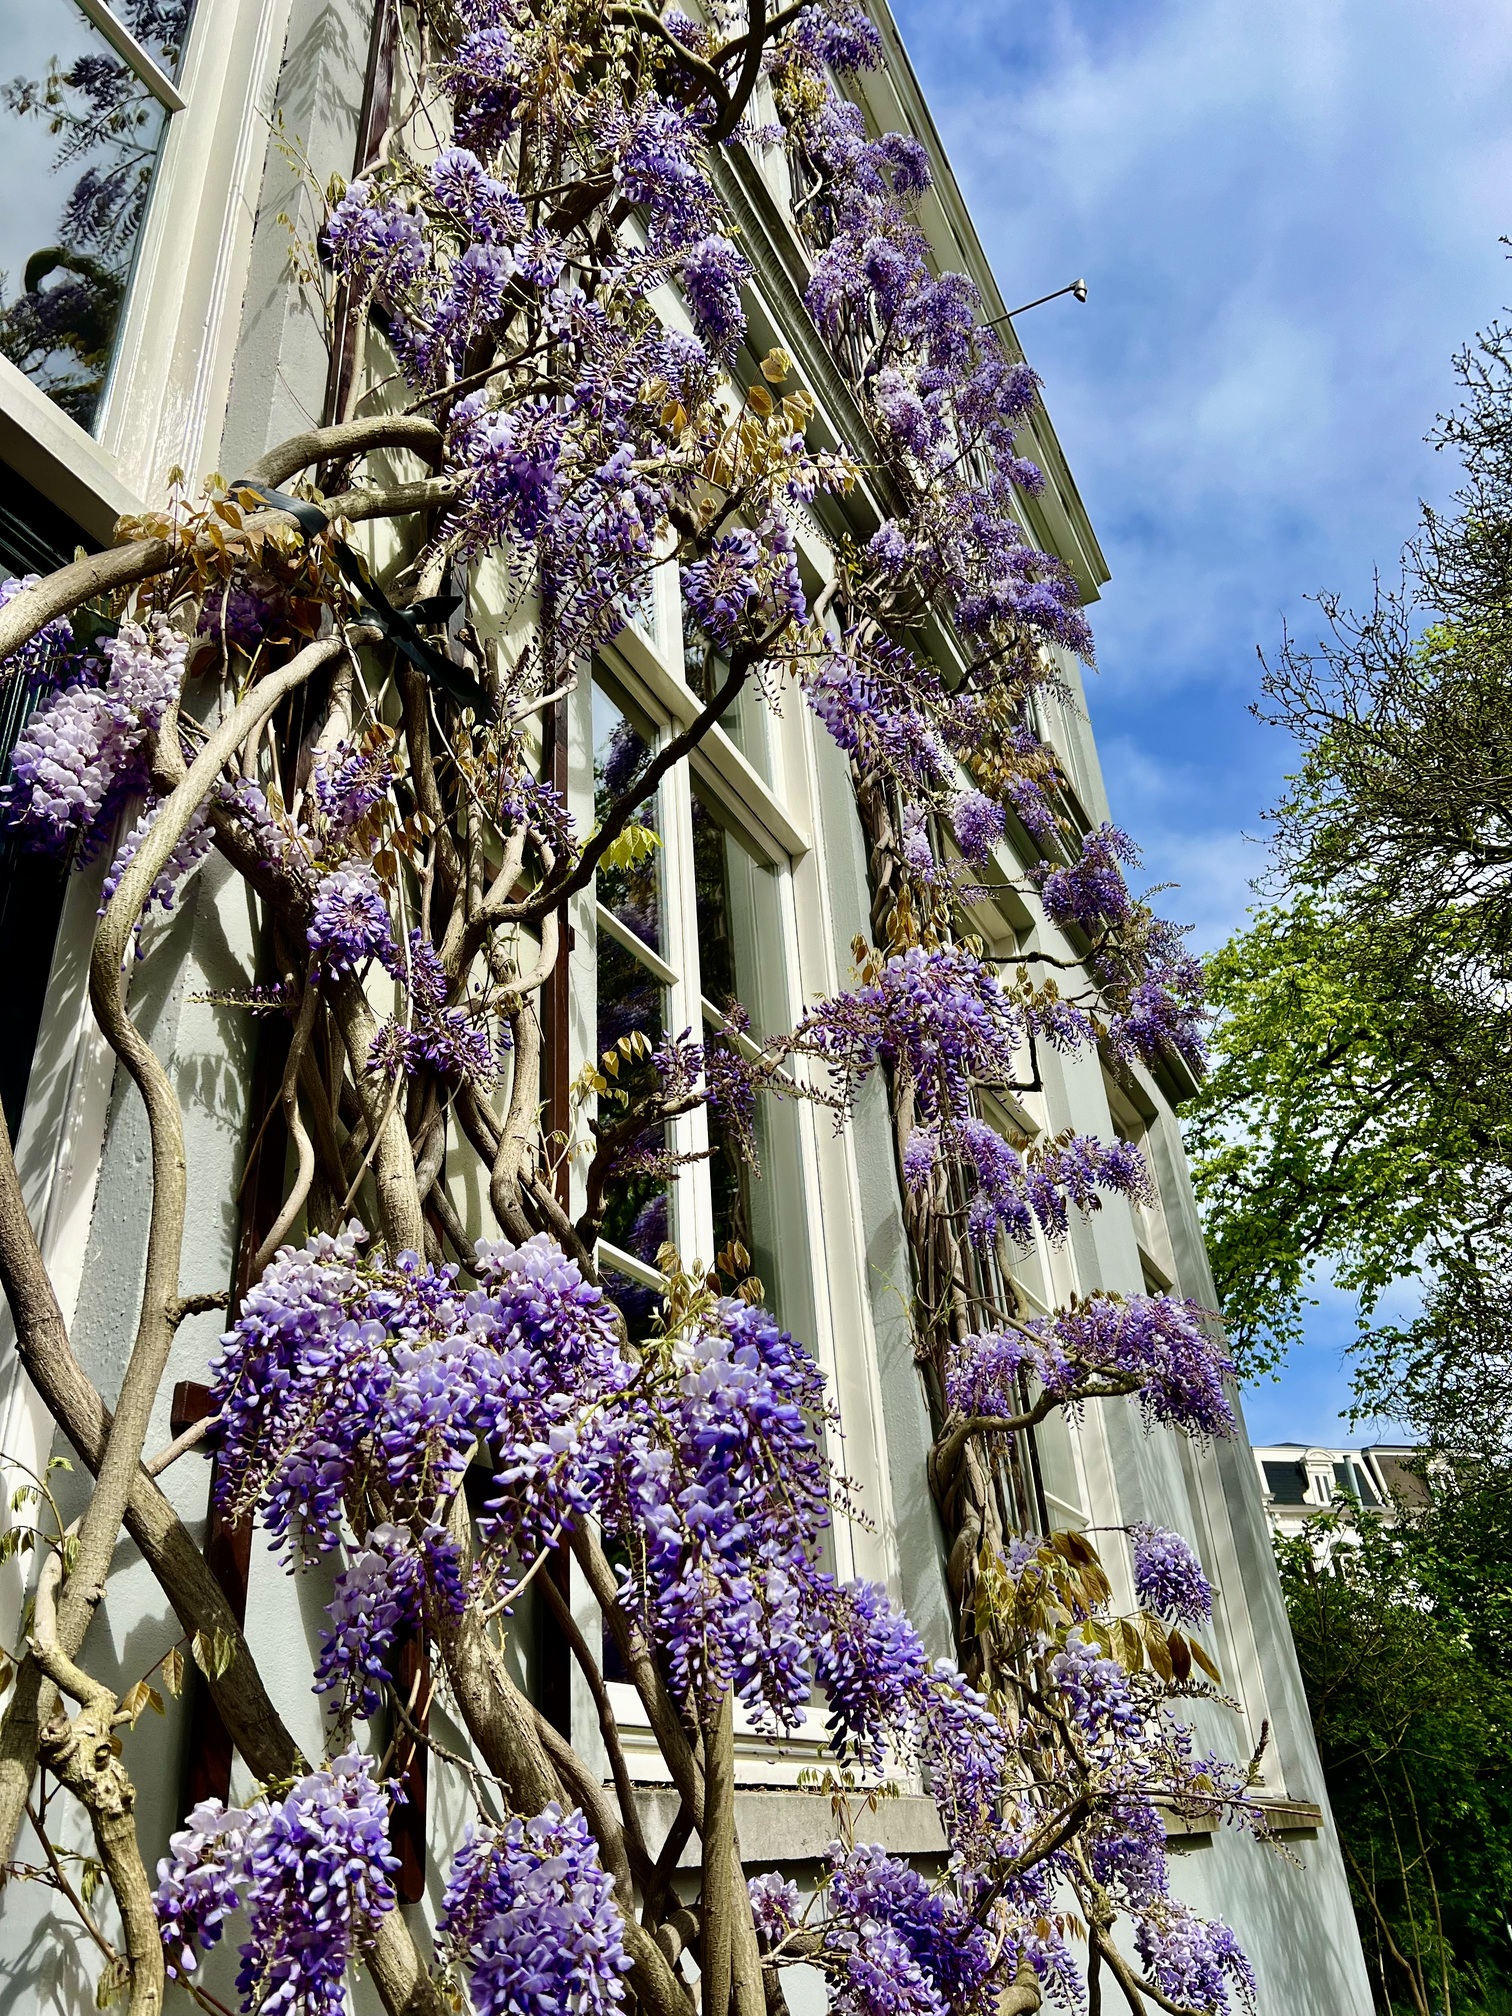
[0,0,193,429]
[691,789,797,1323]
[593,679,670,1299]
[682,609,774,784]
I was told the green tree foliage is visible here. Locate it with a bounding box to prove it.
[1186,308,1512,1407]
[1278,1472,1512,2014]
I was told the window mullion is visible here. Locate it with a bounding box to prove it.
[69,0,186,108]
[658,731,715,1266]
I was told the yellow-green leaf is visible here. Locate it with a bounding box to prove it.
[192,1628,237,1682]
[120,1680,154,1726]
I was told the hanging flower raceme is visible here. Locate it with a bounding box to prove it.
[1134,1899,1258,2015]
[794,944,1146,1246]
[946,1293,1237,1442]
[794,945,1026,1123]
[369,929,498,1087]
[307,864,401,978]
[1030,826,1210,1072]
[438,1805,632,2016]
[603,1296,833,1725]
[0,616,186,859]
[208,1229,635,1712]
[802,1577,1015,1868]
[99,799,214,939]
[1129,1522,1214,1627]
[154,1752,398,2016]
[0,572,76,689]
[1032,822,1140,936]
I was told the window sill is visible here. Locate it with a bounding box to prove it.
[633,1785,947,1867]
[0,358,140,541]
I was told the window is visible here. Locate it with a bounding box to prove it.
[0,0,194,429]
[586,551,823,1325]
[1105,1079,1176,1289]
[591,679,674,1320]
[1331,1460,1379,1508]
[689,784,809,1333]
[582,584,855,1781]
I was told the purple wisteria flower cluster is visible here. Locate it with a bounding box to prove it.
[208,1227,632,1702]
[154,1752,398,2015]
[369,928,498,1086]
[793,945,1160,1249]
[945,1291,1237,1443]
[604,1297,833,1724]
[437,1805,631,2016]
[1129,1521,1215,1627]
[981,1534,1264,2005]
[1029,823,1208,1072]
[0,616,186,859]
[0,573,75,690]
[307,864,401,977]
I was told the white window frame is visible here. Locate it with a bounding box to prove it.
[1,0,298,511]
[572,553,917,1784]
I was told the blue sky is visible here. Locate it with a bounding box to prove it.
[887,0,1512,1444]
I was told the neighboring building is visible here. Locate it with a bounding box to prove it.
[1254,1441,1431,1565]
[0,1,1373,2010]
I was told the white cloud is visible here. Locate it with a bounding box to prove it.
[892,0,1512,864]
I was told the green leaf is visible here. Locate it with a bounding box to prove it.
[599,822,662,873]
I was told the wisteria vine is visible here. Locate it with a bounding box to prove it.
[0,4,1267,2016]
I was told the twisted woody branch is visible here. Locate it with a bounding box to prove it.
[0,5,1254,2016]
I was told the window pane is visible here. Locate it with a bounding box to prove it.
[593,678,670,1286]
[691,788,811,1340]
[0,0,193,430]
[0,462,88,1138]
[682,611,775,784]
[592,679,664,956]
[98,0,195,81]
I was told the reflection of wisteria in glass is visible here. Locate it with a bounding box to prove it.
[691,790,789,1315]
[692,794,748,1273]
[0,0,194,428]
[592,680,669,1267]
[592,683,661,951]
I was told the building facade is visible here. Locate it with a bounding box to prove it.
[0,0,1372,2009]
[1254,1441,1430,1567]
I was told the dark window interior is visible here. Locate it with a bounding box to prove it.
[0,463,93,1140]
